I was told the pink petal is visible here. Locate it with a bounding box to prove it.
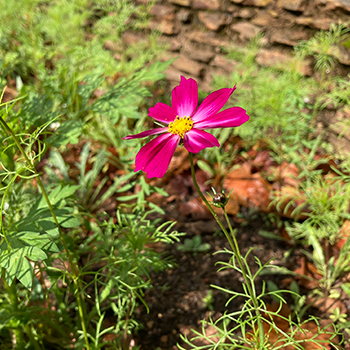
[135,133,171,171]
[172,76,198,118]
[148,102,177,124]
[135,133,180,178]
[183,129,220,153]
[123,127,168,140]
[194,107,249,129]
[191,87,236,123]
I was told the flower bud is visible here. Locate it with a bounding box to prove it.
[211,192,228,208]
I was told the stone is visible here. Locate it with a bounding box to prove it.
[326,130,350,153]
[149,19,179,35]
[256,49,312,75]
[315,0,350,12]
[210,54,238,71]
[295,16,313,26]
[231,22,262,40]
[169,0,191,6]
[159,51,178,63]
[176,9,192,23]
[227,4,240,12]
[122,31,145,45]
[198,11,232,31]
[234,7,258,18]
[256,49,289,68]
[311,18,335,30]
[251,11,274,26]
[332,0,350,12]
[150,5,175,20]
[296,15,343,30]
[250,0,273,6]
[185,45,215,63]
[186,30,232,47]
[231,0,244,3]
[280,0,304,11]
[193,0,221,10]
[270,28,310,46]
[160,335,168,343]
[200,71,220,94]
[332,45,350,65]
[328,109,349,134]
[172,55,205,76]
[158,37,182,51]
[146,320,155,329]
[165,67,187,82]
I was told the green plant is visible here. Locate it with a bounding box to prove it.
[79,205,183,348]
[182,154,341,349]
[177,235,211,255]
[0,97,90,348]
[271,168,350,294]
[202,290,215,311]
[0,0,160,85]
[330,307,347,324]
[0,24,172,347]
[296,23,350,74]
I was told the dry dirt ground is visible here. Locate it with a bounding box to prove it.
[135,211,294,350]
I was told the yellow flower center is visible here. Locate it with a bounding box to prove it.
[168,116,193,138]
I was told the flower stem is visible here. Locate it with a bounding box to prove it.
[188,153,234,247]
[0,116,90,350]
[189,153,265,348]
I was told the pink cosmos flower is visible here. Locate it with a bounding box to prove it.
[123,76,249,178]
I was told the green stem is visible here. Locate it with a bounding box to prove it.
[189,153,265,348]
[3,271,25,349]
[0,116,90,350]
[189,153,234,247]
[24,324,42,350]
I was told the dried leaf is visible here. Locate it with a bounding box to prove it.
[223,163,272,212]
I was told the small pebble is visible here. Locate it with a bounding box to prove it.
[146,321,154,329]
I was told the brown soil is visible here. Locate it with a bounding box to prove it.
[134,206,297,349]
